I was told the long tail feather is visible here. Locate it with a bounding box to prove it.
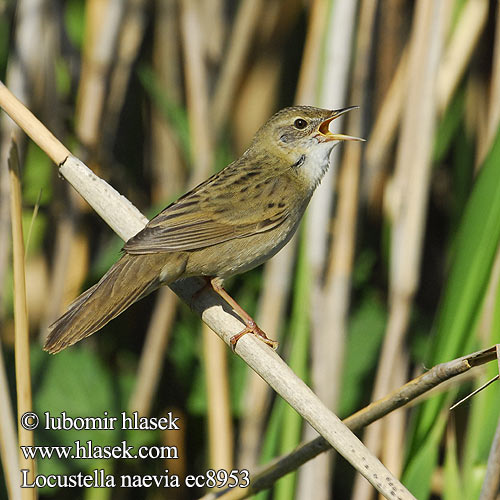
[44,253,177,354]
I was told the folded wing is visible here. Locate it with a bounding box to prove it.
[124,170,290,254]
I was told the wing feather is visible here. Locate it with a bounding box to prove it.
[124,166,291,255]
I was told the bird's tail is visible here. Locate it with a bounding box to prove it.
[44,252,184,354]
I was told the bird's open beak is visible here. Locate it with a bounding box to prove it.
[317,106,365,142]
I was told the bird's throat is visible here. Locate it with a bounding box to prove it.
[299,141,337,188]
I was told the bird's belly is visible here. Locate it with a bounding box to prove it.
[184,216,300,278]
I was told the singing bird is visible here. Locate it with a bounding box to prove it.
[44,105,363,354]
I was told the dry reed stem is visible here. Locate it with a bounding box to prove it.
[354,2,448,499]
[0,0,43,323]
[127,0,185,421]
[306,0,377,494]
[299,1,359,497]
[201,0,225,62]
[59,157,148,240]
[436,0,489,114]
[386,0,447,347]
[0,4,44,494]
[37,195,76,343]
[233,2,303,462]
[239,0,327,467]
[480,0,500,165]
[181,0,233,470]
[0,80,415,500]
[180,0,213,185]
[0,84,70,164]
[238,238,297,469]
[0,135,12,319]
[373,0,406,111]
[151,0,185,200]
[0,63,26,500]
[162,407,187,496]
[45,0,123,340]
[76,0,124,149]
[128,287,178,416]
[295,0,329,104]
[231,55,282,152]
[199,345,498,500]
[0,342,20,500]
[39,2,101,342]
[211,0,264,133]
[9,141,36,499]
[363,48,408,205]
[365,0,488,208]
[104,0,148,145]
[479,411,500,500]
[304,0,358,293]
[305,0,358,383]
[323,0,377,419]
[202,324,234,470]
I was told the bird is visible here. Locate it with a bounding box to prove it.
[44,105,364,354]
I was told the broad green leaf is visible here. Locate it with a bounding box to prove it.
[403,411,447,499]
[418,126,500,437]
[461,279,500,498]
[339,292,386,417]
[404,127,500,496]
[443,424,462,500]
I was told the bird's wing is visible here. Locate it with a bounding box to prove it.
[123,168,292,255]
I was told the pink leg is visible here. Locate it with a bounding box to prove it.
[209,278,279,351]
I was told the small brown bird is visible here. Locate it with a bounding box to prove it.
[44,105,363,354]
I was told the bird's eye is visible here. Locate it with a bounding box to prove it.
[294,118,308,129]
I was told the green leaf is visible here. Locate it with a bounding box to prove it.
[35,348,119,475]
[403,411,447,499]
[23,142,52,205]
[461,282,500,498]
[339,292,386,417]
[256,397,286,500]
[64,0,86,48]
[404,127,500,496]
[443,424,462,500]
[433,85,465,164]
[55,57,72,98]
[138,65,191,164]
[22,210,47,256]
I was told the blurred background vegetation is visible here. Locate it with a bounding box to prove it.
[1,0,500,499]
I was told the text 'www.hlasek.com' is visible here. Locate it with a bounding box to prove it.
[19,411,250,489]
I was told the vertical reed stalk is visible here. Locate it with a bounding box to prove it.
[9,141,36,499]
[0,342,20,500]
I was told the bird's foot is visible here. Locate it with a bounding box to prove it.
[207,277,279,351]
[230,318,279,352]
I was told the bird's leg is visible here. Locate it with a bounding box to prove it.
[209,277,279,351]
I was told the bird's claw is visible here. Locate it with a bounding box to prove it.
[229,319,279,352]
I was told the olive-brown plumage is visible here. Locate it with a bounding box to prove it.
[44,105,363,354]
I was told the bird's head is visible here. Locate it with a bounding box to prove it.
[249,105,364,188]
